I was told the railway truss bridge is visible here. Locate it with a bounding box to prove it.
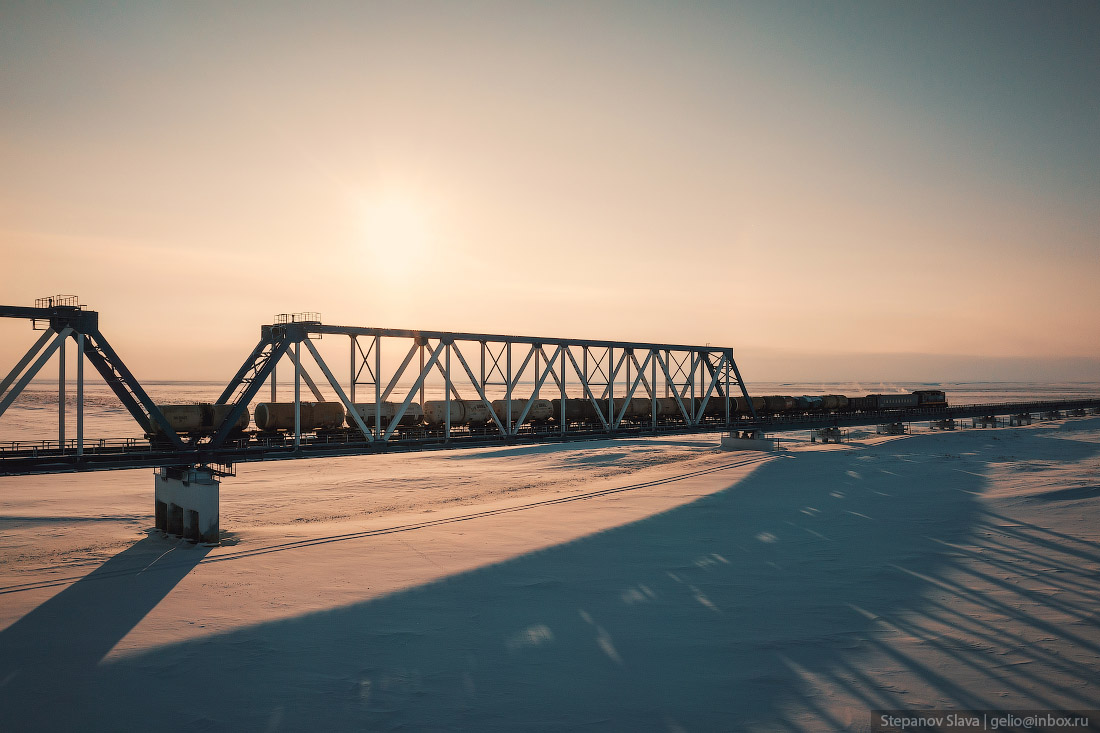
[2,297,1099,541]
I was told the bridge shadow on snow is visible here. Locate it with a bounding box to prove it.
[5,430,1100,731]
[0,536,209,727]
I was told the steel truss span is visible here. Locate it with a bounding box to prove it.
[210,321,756,450]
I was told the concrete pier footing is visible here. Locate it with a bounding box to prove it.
[877,422,907,435]
[930,419,956,430]
[1040,411,1063,420]
[721,430,776,451]
[1009,414,1032,426]
[972,415,999,428]
[155,466,219,543]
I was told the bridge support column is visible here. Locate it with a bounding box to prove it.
[1040,411,1062,421]
[155,466,219,543]
[930,419,955,430]
[972,415,998,428]
[877,422,907,435]
[1010,414,1032,426]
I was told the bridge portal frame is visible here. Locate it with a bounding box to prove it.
[0,299,185,453]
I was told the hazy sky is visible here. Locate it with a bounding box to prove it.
[2,1,1098,382]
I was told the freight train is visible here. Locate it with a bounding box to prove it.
[145,390,947,441]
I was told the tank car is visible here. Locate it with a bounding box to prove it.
[423,399,494,426]
[346,401,424,428]
[254,402,345,432]
[148,404,249,437]
[491,398,554,424]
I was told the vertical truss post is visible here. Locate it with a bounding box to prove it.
[583,347,588,402]
[419,341,425,406]
[651,350,657,430]
[560,347,567,435]
[506,342,512,431]
[534,347,540,401]
[350,336,356,403]
[690,351,697,424]
[445,341,452,441]
[664,350,669,397]
[607,346,614,430]
[294,340,301,450]
[626,352,631,424]
[725,350,731,426]
[58,334,66,451]
[271,360,276,401]
[76,333,84,455]
[374,335,381,439]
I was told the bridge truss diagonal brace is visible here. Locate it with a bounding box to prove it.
[0,328,70,419]
[511,344,564,433]
[302,338,371,442]
[613,350,654,429]
[215,338,270,405]
[564,347,610,431]
[82,329,186,450]
[600,349,628,402]
[693,353,727,424]
[380,343,420,402]
[0,328,55,402]
[628,350,659,430]
[450,342,508,437]
[655,351,693,424]
[730,353,757,419]
[384,340,447,441]
[211,338,291,448]
[285,347,326,402]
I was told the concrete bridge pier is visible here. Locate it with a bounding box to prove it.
[972,415,999,428]
[721,430,776,451]
[1009,414,1032,426]
[155,466,220,543]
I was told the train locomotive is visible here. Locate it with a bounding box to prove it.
[146,389,948,442]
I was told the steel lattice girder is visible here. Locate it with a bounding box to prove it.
[211,321,755,444]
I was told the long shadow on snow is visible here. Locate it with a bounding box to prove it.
[8,430,1099,731]
[0,535,209,727]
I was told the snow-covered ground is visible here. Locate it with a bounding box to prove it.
[1,420,1098,731]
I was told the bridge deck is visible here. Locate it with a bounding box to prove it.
[2,398,1097,477]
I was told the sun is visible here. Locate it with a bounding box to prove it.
[354,192,433,279]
